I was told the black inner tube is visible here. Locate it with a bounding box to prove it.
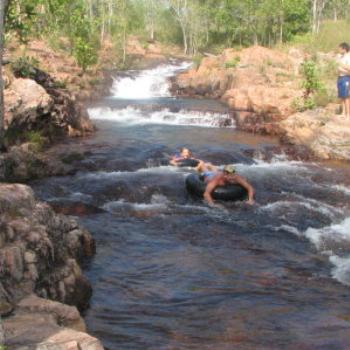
[174,158,200,168]
[186,174,247,201]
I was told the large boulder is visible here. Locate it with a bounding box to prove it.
[4,78,53,128]
[0,183,95,309]
[173,45,301,125]
[4,71,95,143]
[222,86,298,118]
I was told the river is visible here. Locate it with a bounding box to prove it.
[32,61,350,349]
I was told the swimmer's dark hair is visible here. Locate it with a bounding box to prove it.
[339,42,350,52]
[180,147,192,157]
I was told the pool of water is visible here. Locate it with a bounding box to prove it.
[31,62,350,350]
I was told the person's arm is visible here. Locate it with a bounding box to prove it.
[169,154,182,166]
[232,175,255,205]
[195,160,205,172]
[203,177,220,206]
[339,56,350,74]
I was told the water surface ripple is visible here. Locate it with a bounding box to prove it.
[32,62,350,350]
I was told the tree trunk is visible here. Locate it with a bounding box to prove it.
[312,0,325,34]
[150,0,155,41]
[100,1,105,43]
[0,0,9,150]
[180,22,188,54]
[312,0,317,33]
[122,24,126,64]
[108,0,113,38]
[253,31,258,46]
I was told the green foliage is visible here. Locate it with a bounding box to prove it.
[25,131,45,151]
[291,20,350,53]
[224,56,240,69]
[293,58,331,111]
[291,96,316,112]
[301,59,324,96]
[4,128,45,150]
[69,2,99,72]
[313,20,350,52]
[73,38,98,72]
[5,0,39,42]
[4,0,350,63]
[11,56,39,79]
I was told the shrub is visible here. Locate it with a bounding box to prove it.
[224,56,240,69]
[11,56,39,79]
[293,58,331,111]
[73,37,98,73]
[301,59,324,97]
[25,131,45,151]
[292,96,316,112]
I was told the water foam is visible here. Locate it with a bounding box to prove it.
[330,255,350,286]
[79,166,182,181]
[111,62,191,99]
[330,184,350,196]
[304,217,350,250]
[88,106,234,128]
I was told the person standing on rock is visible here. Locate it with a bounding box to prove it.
[337,42,350,119]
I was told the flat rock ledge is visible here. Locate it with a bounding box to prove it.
[0,183,104,349]
[3,295,103,350]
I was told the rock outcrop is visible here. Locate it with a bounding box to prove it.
[4,71,95,143]
[0,183,102,349]
[281,111,350,160]
[173,46,302,123]
[0,143,74,183]
[173,46,350,161]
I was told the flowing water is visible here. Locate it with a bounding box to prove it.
[32,61,350,350]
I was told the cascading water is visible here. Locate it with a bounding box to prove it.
[31,61,350,349]
[88,61,234,128]
[110,61,191,99]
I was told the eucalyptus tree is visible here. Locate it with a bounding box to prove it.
[311,0,327,34]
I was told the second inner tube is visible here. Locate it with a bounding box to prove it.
[174,158,200,168]
[186,174,247,201]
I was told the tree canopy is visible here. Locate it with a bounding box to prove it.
[3,0,350,64]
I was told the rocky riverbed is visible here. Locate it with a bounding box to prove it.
[0,37,186,349]
[0,39,108,349]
